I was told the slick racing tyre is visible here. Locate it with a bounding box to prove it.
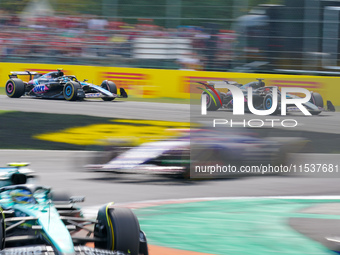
[263,94,280,115]
[203,89,222,111]
[309,92,324,108]
[101,80,117,101]
[94,205,143,255]
[309,92,323,115]
[63,81,81,101]
[5,79,25,98]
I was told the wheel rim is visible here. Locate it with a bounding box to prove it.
[6,83,14,93]
[65,85,72,97]
[265,97,272,109]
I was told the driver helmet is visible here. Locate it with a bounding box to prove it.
[57,69,64,77]
[256,79,265,88]
[10,189,35,204]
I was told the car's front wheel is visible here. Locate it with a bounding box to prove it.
[94,204,147,255]
[101,80,117,101]
[310,92,324,108]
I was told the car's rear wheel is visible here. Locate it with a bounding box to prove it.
[101,80,117,101]
[63,81,81,101]
[203,89,222,111]
[94,204,144,255]
[5,79,25,98]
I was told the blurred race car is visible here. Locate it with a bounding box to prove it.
[0,163,148,255]
[201,79,329,115]
[5,69,128,101]
[86,129,308,179]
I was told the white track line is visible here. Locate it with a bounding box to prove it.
[82,195,340,218]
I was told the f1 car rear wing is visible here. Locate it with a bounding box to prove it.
[9,71,39,80]
[197,80,241,89]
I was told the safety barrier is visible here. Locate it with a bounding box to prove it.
[1,63,339,105]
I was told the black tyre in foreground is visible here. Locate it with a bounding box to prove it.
[63,81,81,101]
[203,89,222,111]
[101,80,117,101]
[5,79,25,98]
[94,204,145,255]
[0,209,5,249]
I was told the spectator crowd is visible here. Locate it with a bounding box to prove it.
[0,12,236,71]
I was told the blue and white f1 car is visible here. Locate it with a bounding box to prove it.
[201,79,330,115]
[0,163,148,255]
[5,69,128,101]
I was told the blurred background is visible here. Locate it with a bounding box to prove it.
[2,0,340,74]
[1,0,340,254]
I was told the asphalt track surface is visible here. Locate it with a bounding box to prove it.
[0,150,340,207]
[0,95,339,206]
[0,95,190,122]
[1,95,339,134]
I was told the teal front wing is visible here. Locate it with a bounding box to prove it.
[14,204,74,254]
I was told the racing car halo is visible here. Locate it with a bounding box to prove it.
[0,163,148,255]
[5,69,128,101]
[201,78,330,115]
